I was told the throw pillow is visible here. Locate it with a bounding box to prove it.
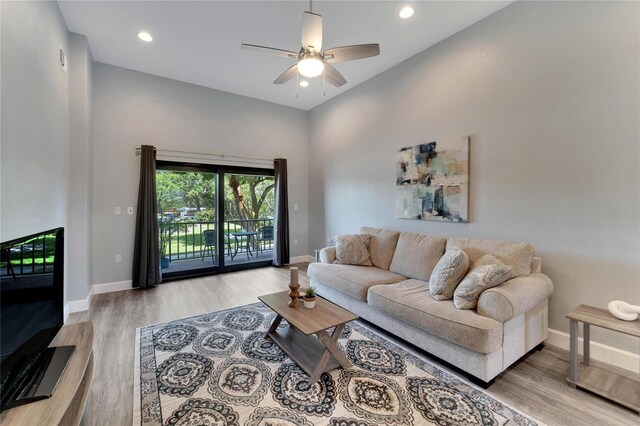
[446,237,534,278]
[453,254,513,310]
[334,234,372,266]
[429,247,470,301]
[360,226,400,270]
[389,232,447,281]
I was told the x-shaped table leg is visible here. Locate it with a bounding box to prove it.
[308,323,352,383]
[265,314,283,338]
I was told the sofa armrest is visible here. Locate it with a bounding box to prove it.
[477,273,554,322]
[319,246,336,264]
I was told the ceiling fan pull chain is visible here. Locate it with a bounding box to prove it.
[309,0,313,13]
[323,66,326,96]
[296,72,299,98]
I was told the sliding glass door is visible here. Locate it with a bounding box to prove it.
[224,173,275,264]
[156,162,274,279]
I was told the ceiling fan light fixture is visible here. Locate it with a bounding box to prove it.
[399,6,414,19]
[299,80,309,87]
[137,31,153,42]
[298,57,324,78]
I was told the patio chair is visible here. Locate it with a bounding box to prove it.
[201,230,216,263]
[256,225,274,254]
[225,232,233,260]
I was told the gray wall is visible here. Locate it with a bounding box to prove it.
[309,1,639,352]
[92,63,309,285]
[67,33,94,301]
[1,1,70,302]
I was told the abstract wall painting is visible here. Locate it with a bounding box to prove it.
[396,136,469,223]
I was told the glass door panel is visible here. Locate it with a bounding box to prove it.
[156,169,218,277]
[223,173,275,266]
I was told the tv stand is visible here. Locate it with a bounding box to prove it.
[0,322,93,425]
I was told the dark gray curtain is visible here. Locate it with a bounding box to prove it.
[132,145,161,288]
[273,158,290,266]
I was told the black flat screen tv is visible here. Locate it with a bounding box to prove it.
[0,227,74,411]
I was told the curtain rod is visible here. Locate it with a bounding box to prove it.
[135,146,273,163]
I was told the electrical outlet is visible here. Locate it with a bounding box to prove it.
[294,204,298,211]
[127,206,134,215]
[115,254,122,263]
[115,206,121,215]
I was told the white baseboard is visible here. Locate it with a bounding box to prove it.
[93,280,132,294]
[546,328,640,374]
[64,285,95,322]
[64,280,131,320]
[290,255,315,264]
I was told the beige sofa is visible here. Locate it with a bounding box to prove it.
[307,226,554,385]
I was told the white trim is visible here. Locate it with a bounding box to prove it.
[93,279,132,294]
[63,280,131,319]
[290,255,315,264]
[546,328,640,374]
[64,285,95,322]
[66,297,90,313]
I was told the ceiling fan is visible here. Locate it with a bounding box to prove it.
[241,0,380,89]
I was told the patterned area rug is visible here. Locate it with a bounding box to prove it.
[134,302,542,426]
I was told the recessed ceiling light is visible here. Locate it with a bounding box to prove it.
[299,80,309,88]
[138,32,153,42]
[399,6,414,19]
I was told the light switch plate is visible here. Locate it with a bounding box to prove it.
[115,206,121,215]
[127,207,134,215]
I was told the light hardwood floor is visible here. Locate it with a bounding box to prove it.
[68,265,639,426]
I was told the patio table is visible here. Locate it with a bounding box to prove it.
[230,231,258,260]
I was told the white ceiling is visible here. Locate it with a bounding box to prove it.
[58,1,512,111]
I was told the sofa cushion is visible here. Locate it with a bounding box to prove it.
[453,255,513,310]
[477,273,554,322]
[368,279,503,354]
[307,263,406,302]
[319,246,336,264]
[360,226,400,270]
[334,234,372,266]
[389,233,446,281]
[447,237,534,278]
[429,247,470,301]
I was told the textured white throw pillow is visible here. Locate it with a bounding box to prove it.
[334,234,372,266]
[429,247,470,301]
[453,254,513,310]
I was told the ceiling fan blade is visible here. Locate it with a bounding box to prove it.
[241,44,298,59]
[324,44,380,63]
[324,63,347,87]
[273,64,299,84]
[301,11,323,52]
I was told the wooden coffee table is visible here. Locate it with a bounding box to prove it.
[259,291,358,383]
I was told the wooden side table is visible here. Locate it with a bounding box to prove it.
[566,305,639,413]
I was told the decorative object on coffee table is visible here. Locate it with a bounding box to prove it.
[259,291,358,384]
[303,286,317,309]
[288,267,300,307]
[607,300,640,321]
[566,304,640,413]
